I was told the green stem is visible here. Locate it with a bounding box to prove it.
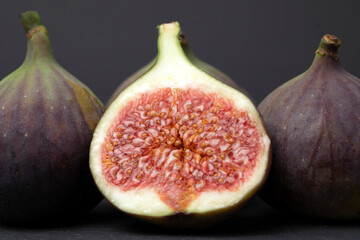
[20,10,55,64]
[20,10,42,33]
[316,34,341,60]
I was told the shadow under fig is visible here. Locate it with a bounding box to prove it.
[0,199,121,230]
[2,197,359,238]
[116,197,360,237]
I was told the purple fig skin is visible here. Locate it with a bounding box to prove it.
[0,11,105,224]
[258,35,360,219]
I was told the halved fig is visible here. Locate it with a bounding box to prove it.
[90,22,270,227]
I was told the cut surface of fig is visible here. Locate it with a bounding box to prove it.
[103,88,262,211]
[90,22,270,219]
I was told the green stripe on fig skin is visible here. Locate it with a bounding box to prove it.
[18,9,105,134]
[0,64,101,221]
[0,58,102,141]
[0,70,29,138]
[0,69,33,141]
[20,63,98,150]
[49,65,103,133]
[22,13,105,133]
[67,80,104,132]
[0,69,25,99]
[39,65,79,136]
[18,15,105,121]
[52,65,104,128]
[41,63,101,151]
[52,62,105,112]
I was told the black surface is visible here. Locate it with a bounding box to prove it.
[1,0,360,239]
[1,198,360,240]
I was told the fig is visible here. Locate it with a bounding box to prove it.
[0,11,104,224]
[258,34,360,219]
[106,32,243,107]
[90,22,271,227]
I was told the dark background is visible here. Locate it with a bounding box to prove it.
[1,0,360,239]
[1,0,360,105]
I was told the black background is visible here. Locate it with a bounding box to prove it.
[1,0,360,239]
[1,0,360,105]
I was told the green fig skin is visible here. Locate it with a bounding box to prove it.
[258,35,360,219]
[106,33,247,107]
[0,11,105,224]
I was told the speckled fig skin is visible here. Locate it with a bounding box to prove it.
[0,11,105,224]
[106,33,247,107]
[258,34,360,219]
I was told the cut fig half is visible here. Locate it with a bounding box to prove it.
[90,22,270,227]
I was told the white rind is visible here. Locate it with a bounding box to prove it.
[90,22,270,217]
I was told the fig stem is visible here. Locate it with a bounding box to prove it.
[20,10,42,33]
[316,34,341,60]
[156,22,188,66]
[20,10,55,64]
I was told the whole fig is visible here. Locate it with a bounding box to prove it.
[0,11,104,224]
[259,34,360,219]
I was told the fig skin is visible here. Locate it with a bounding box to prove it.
[91,22,271,228]
[258,34,360,219]
[106,33,247,107]
[0,11,105,224]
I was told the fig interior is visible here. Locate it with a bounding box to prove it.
[101,88,263,211]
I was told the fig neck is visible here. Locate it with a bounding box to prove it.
[309,50,343,74]
[156,22,189,68]
[21,11,56,65]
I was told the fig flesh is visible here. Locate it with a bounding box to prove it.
[259,34,360,219]
[90,22,270,227]
[0,11,104,224]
